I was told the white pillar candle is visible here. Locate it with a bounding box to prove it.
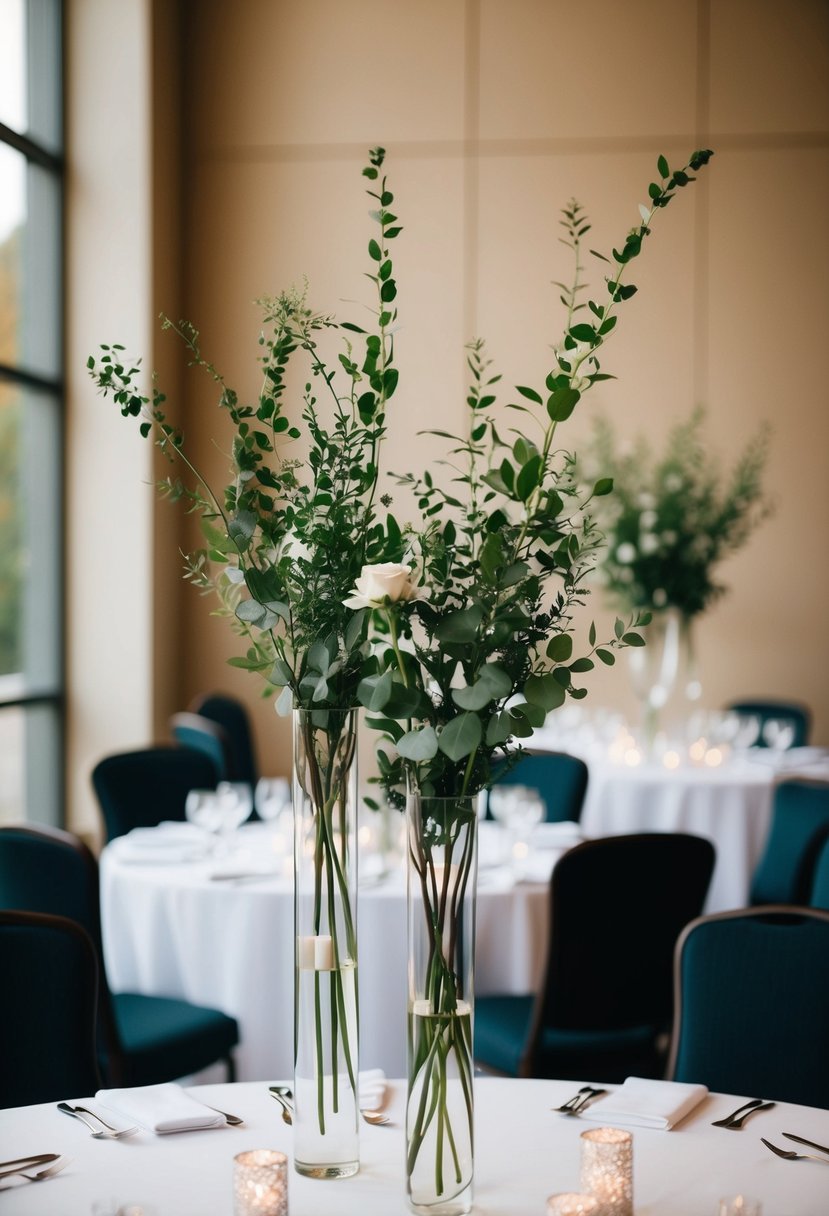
[297,935,334,971]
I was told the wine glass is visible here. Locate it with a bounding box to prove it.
[489,784,546,874]
[732,713,762,750]
[762,717,796,755]
[255,777,291,822]
[184,789,224,851]
[215,781,255,838]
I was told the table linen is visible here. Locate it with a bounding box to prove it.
[1,1078,828,1215]
[581,1076,708,1129]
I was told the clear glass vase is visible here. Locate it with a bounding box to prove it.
[406,789,477,1216]
[628,609,700,750]
[292,707,359,1179]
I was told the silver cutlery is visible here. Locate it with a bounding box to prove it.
[0,1154,58,1171]
[268,1090,293,1126]
[57,1102,138,1139]
[783,1132,829,1157]
[0,1157,70,1183]
[711,1098,775,1129]
[553,1086,607,1115]
[761,1136,829,1164]
[361,1109,391,1126]
[202,1104,244,1126]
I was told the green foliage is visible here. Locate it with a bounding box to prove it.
[88,148,405,711]
[582,406,772,618]
[354,151,711,799]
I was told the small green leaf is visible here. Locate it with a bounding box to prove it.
[622,632,647,647]
[438,713,483,762]
[546,634,573,662]
[657,154,670,178]
[368,238,382,261]
[485,710,513,747]
[569,323,596,343]
[435,605,484,643]
[569,657,594,673]
[515,385,543,405]
[596,648,616,666]
[397,725,439,762]
[588,621,597,647]
[357,671,393,711]
[547,387,580,422]
[524,673,566,711]
[516,454,542,501]
[593,477,613,496]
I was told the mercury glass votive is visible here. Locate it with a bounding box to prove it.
[719,1197,762,1216]
[580,1127,633,1216]
[546,1193,600,1215]
[233,1149,288,1216]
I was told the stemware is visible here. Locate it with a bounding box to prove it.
[185,789,224,838]
[488,784,545,874]
[732,713,762,750]
[762,717,796,754]
[255,777,291,822]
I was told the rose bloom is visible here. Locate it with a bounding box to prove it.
[343,562,422,610]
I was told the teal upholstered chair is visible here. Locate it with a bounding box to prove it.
[474,832,715,1081]
[809,836,829,910]
[0,824,238,1087]
[725,698,811,748]
[170,712,235,785]
[0,909,101,1108]
[487,751,589,823]
[750,780,829,905]
[669,906,829,1108]
[92,746,219,843]
[189,692,259,788]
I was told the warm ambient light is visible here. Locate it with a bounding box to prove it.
[662,750,681,769]
[233,1149,288,1216]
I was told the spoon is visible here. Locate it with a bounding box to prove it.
[361,1109,390,1126]
[57,1103,138,1139]
[269,1091,293,1126]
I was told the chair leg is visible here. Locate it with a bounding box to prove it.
[225,1053,236,1083]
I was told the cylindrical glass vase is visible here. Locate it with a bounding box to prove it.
[293,707,359,1179]
[406,790,477,1216]
[628,608,700,750]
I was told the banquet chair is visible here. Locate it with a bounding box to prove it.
[749,779,829,905]
[170,712,235,785]
[668,905,829,1108]
[92,745,219,843]
[486,751,589,823]
[808,835,829,909]
[189,691,260,788]
[0,909,101,1108]
[474,832,715,1082]
[725,697,812,748]
[0,824,239,1088]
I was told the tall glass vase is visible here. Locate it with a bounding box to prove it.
[406,789,477,1216]
[628,609,701,751]
[292,707,359,1179]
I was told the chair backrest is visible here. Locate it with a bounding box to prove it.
[189,691,259,786]
[0,909,101,1107]
[726,698,811,748]
[750,779,829,905]
[488,751,589,823]
[809,835,829,910]
[170,712,234,785]
[540,833,715,1032]
[92,745,219,842]
[669,905,829,1108]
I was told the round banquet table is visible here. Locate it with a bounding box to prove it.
[2,1077,828,1215]
[100,821,562,1082]
[531,731,829,912]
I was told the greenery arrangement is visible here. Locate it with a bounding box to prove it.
[343,148,713,1209]
[582,408,771,620]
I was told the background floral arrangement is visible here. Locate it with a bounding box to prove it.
[582,408,771,621]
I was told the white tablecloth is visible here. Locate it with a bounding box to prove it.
[531,735,829,911]
[2,1077,828,1214]
[100,823,554,1081]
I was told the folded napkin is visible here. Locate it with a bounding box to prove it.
[359,1069,387,1111]
[114,825,209,865]
[96,1083,227,1134]
[581,1076,708,1130]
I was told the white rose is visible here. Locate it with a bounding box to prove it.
[639,533,659,555]
[343,562,423,610]
[615,543,637,564]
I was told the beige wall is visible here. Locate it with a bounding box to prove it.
[67,0,829,830]
[174,0,829,774]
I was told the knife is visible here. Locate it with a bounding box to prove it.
[0,1153,58,1170]
[782,1132,829,1157]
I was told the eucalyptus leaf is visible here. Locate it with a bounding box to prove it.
[438,713,483,762]
[397,725,439,761]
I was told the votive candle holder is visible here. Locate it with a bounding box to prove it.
[233,1149,288,1216]
[580,1126,633,1216]
[546,1193,600,1215]
[719,1197,762,1216]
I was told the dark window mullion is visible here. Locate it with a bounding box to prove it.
[0,120,63,173]
[0,364,63,394]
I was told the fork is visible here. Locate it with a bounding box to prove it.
[761,1137,829,1164]
[57,1102,138,1139]
[0,1157,70,1183]
[711,1099,775,1129]
[553,1086,606,1115]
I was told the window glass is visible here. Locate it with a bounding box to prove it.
[0,703,61,825]
[0,0,62,152]
[0,0,27,134]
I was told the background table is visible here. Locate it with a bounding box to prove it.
[100,822,556,1081]
[3,1077,828,1214]
[532,730,829,911]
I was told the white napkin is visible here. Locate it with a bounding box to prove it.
[114,824,209,864]
[581,1076,708,1130]
[95,1083,227,1134]
[359,1068,387,1111]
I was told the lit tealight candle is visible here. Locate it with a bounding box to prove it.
[580,1126,633,1216]
[233,1149,288,1216]
[689,737,707,763]
[546,1193,600,1216]
[662,749,681,769]
[704,747,724,767]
